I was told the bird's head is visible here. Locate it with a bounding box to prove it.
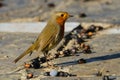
[52,11,73,26]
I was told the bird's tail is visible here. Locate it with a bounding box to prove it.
[14,44,36,63]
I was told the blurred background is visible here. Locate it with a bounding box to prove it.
[0,0,120,24]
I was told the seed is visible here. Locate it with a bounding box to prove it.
[88,32,93,36]
[27,73,33,79]
[59,51,64,55]
[24,63,31,68]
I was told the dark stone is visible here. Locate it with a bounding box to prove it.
[47,3,55,8]
[78,58,86,64]
[79,13,87,18]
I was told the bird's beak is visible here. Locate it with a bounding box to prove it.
[69,15,73,17]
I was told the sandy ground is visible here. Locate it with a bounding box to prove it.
[0,0,120,80]
[0,23,120,80]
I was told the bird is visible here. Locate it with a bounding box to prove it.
[13,11,73,64]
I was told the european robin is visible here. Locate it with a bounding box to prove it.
[14,11,73,64]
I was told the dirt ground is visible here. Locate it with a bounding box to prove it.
[0,0,120,80]
[0,23,120,80]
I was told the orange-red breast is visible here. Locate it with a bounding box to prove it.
[14,11,72,63]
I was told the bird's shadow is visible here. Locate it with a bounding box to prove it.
[56,52,120,67]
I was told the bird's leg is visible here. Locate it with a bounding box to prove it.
[43,51,50,66]
[43,51,55,67]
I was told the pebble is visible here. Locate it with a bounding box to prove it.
[63,49,71,56]
[27,73,33,79]
[57,71,69,77]
[47,3,55,8]
[87,25,96,32]
[49,70,58,77]
[77,58,86,64]
[31,57,40,69]
[79,13,87,18]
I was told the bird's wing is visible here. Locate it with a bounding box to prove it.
[35,22,60,51]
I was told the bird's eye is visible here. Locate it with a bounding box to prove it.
[61,14,64,17]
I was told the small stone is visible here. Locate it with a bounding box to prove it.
[79,13,87,18]
[57,71,69,77]
[95,26,103,31]
[83,49,92,54]
[31,58,40,69]
[59,51,64,55]
[47,3,55,8]
[40,57,46,63]
[63,72,69,77]
[71,48,76,54]
[0,2,5,8]
[4,55,9,58]
[27,73,33,79]
[83,0,90,2]
[32,62,40,69]
[78,58,86,64]
[50,70,58,76]
[87,25,96,32]
[80,33,89,39]
[54,53,59,58]
[63,50,71,56]
[77,38,84,44]
[70,47,77,55]
[106,70,110,73]
[57,71,64,76]
[105,1,111,5]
